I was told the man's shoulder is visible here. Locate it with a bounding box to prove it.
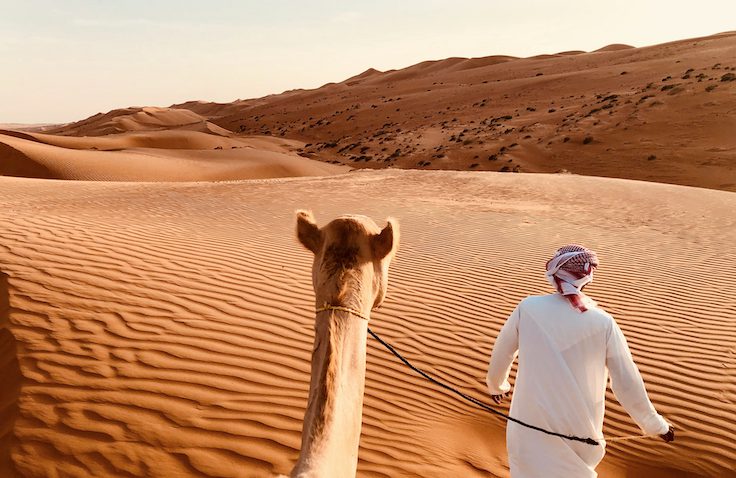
[519,294,615,321]
[584,301,614,319]
[521,294,552,302]
[518,294,563,313]
[519,294,561,307]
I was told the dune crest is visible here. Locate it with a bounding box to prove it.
[44,106,227,137]
[594,43,635,52]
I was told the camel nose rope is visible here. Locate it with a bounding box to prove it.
[316,304,370,321]
[316,305,657,446]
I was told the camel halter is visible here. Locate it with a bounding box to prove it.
[315,304,370,321]
[313,304,660,446]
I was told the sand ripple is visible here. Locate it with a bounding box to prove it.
[0,170,734,477]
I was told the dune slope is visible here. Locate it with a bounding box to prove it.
[40,33,736,190]
[0,170,734,477]
[165,32,736,191]
[0,130,347,181]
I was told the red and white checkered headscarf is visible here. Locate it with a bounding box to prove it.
[545,245,599,312]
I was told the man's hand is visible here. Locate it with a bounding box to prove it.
[491,391,512,404]
[660,426,675,443]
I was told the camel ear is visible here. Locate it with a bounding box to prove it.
[296,210,322,254]
[372,218,399,260]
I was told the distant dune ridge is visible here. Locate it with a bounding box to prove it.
[213,31,733,192]
[0,32,735,478]
[3,32,736,188]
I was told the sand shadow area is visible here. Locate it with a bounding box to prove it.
[0,271,21,477]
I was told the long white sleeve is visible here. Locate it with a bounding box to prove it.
[606,318,669,436]
[486,305,520,395]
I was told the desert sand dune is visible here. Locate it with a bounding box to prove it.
[0,131,347,181]
[3,129,239,151]
[42,33,736,190]
[102,31,733,192]
[44,106,230,137]
[0,170,733,477]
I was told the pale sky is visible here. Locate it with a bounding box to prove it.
[1,0,734,124]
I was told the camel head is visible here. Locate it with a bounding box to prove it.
[296,210,398,311]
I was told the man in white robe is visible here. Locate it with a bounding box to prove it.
[486,245,674,477]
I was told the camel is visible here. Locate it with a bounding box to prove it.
[290,210,399,478]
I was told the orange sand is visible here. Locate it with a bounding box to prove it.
[1,170,734,477]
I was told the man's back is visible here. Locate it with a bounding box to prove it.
[513,294,612,433]
[486,293,669,477]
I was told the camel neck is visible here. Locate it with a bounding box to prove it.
[291,309,369,478]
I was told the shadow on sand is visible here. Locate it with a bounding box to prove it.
[0,271,21,477]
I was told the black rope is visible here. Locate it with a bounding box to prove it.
[366,326,600,446]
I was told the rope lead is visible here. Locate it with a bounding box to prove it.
[317,305,653,446]
[367,326,604,446]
